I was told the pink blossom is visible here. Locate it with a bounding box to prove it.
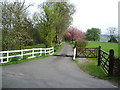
[64,26,85,41]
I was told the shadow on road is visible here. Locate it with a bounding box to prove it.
[54,55,73,57]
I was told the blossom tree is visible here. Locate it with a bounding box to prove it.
[64,27,85,41]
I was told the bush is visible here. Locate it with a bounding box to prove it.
[10,57,20,62]
[75,40,88,48]
[23,55,28,60]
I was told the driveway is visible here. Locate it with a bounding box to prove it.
[2,43,118,88]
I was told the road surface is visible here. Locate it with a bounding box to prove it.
[2,43,118,88]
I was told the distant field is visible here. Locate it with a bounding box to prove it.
[87,41,118,56]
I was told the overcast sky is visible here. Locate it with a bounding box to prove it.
[17,0,119,34]
[70,0,119,34]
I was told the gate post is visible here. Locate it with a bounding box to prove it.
[98,46,101,66]
[108,49,114,76]
[76,46,78,57]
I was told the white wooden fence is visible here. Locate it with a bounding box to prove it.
[0,47,54,63]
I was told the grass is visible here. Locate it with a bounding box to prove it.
[87,41,118,56]
[75,59,120,83]
[0,55,48,66]
[67,41,119,56]
[24,44,45,49]
[0,43,64,66]
[54,43,64,55]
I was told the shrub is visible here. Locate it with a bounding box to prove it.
[10,57,20,62]
[23,55,28,60]
[75,40,88,48]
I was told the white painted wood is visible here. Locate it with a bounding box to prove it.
[73,48,76,60]
[0,47,54,63]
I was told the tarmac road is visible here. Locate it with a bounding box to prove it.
[2,43,118,88]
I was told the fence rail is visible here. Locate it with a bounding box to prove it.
[74,46,118,76]
[100,49,110,74]
[0,47,54,63]
[76,47,98,58]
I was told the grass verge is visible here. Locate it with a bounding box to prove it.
[0,43,64,66]
[67,41,119,84]
[75,59,120,84]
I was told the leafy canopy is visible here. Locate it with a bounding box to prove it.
[85,28,101,41]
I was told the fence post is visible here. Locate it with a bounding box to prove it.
[73,47,76,60]
[108,49,114,76]
[76,46,78,57]
[32,48,35,57]
[21,50,23,59]
[7,52,9,62]
[49,48,51,55]
[1,53,3,63]
[52,47,54,54]
[40,48,42,56]
[98,46,101,66]
[45,49,46,56]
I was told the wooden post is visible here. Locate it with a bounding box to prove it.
[73,47,76,60]
[76,46,78,57]
[52,47,54,55]
[40,48,42,56]
[7,52,9,62]
[1,53,3,63]
[108,49,114,76]
[32,48,34,57]
[98,46,101,66]
[21,50,23,59]
[45,49,46,56]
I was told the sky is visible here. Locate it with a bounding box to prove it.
[9,0,120,34]
[69,0,119,34]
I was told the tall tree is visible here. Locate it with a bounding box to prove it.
[33,2,75,45]
[107,27,118,43]
[53,2,75,44]
[2,1,34,50]
[85,28,101,41]
[38,2,60,47]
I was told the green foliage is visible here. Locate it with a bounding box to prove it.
[34,2,75,46]
[10,57,20,62]
[53,2,76,44]
[2,1,39,51]
[38,2,60,47]
[25,44,45,49]
[22,55,28,60]
[85,28,101,41]
[75,40,88,48]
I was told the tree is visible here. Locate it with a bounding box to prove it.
[53,2,75,44]
[38,2,60,47]
[107,27,118,43]
[85,28,101,41]
[33,2,75,45]
[64,27,85,42]
[2,1,34,50]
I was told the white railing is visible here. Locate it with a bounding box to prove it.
[0,47,54,63]
[73,47,76,60]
